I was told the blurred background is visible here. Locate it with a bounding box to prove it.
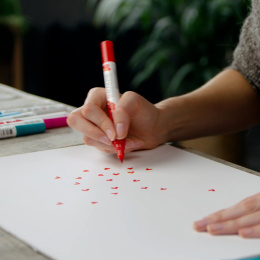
[1,0,260,172]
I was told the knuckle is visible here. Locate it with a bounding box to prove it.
[209,210,225,222]
[81,103,94,118]
[242,196,258,212]
[99,117,109,130]
[230,219,240,230]
[87,87,104,99]
[123,91,140,103]
[66,110,78,127]
[83,136,93,146]
[254,211,260,221]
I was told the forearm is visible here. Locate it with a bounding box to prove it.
[156,69,260,141]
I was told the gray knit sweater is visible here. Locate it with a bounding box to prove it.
[231,0,260,93]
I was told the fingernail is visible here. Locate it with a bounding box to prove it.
[125,140,134,149]
[106,129,114,141]
[99,135,111,146]
[194,218,208,230]
[116,123,126,139]
[133,140,143,149]
[208,223,224,232]
[240,227,253,237]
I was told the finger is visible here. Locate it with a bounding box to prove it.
[239,224,260,238]
[81,103,116,141]
[194,192,260,232]
[83,136,114,153]
[67,108,112,146]
[125,139,144,152]
[83,136,143,154]
[207,210,260,235]
[84,88,116,141]
[84,87,107,109]
[113,91,146,140]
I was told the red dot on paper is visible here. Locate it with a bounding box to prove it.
[127,167,133,170]
[161,188,167,190]
[55,176,61,179]
[74,182,80,185]
[127,171,134,174]
[146,168,152,171]
[56,202,63,205]
[98,174,104,176]
[133,180,140,182]
[76,177,82,179]
[111,187,118,189]
[113,173,120,176]
[83,170,89,172]
[82,189,90,192]
[104,168,110,170]
[91,202,98,204]
[106,179,113,181]
[141,187,148,189]
[111,193,118,195]
[208,189,215,192]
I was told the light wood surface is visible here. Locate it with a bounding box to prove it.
[0,84,259,260]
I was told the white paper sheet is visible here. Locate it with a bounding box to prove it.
[0,144,259,260]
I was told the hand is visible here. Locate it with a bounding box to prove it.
[67,87,167,153]
[194,192,260,238]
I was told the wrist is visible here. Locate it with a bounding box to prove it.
[155,96,189,142]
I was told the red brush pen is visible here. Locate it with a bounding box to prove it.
[100,40,125,163]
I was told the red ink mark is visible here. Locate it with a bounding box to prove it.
[127,167,133,170]
[103,64,111,71]
[208,189,215,192]
[141,187,148,189]
[74,182,80,185]
[83,170,89,172]
[111,193,118,195]
[146,168,152,171]
[113,173,120,176]
[133,179,140,182]
[82,189,90,191]
[111,187,118,189]
[127,171,134,174]
[104,168,110,170]
[76,177,82,179]
[56,202,63,205]
[91,202,98,204]
[106,179,113,181]
[55,176,61,179]
[98,174,104,176]
[161,188,167,190]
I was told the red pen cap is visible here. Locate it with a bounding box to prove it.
[101,40,115,63]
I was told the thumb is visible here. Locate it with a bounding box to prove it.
[112,91,141,140]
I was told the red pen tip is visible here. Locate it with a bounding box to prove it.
[113,139,125,163]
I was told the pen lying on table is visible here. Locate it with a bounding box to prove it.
[0,116,68,139]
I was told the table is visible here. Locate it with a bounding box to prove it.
[0,83,259,260]
[0,83,84,260]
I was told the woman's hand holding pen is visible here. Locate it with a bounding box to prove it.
[68,70,260,239]
[67,87,168,153]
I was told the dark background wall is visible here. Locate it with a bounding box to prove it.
[20,0,93,29]
[20,0,161,107]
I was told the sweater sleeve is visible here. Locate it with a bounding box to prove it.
[231,0,260,94]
